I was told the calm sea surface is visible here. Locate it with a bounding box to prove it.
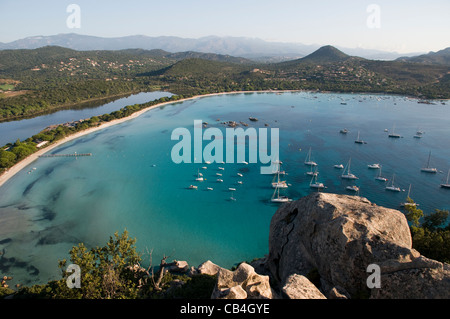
[0,91,173,146]
[0,92,449,286]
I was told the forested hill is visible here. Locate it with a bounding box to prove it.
[0,45,449,121]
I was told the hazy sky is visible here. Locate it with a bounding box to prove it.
[1,0,449,53]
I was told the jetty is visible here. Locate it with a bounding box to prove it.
[38,153,92,158]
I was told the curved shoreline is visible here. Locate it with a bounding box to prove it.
[0,90,299,188]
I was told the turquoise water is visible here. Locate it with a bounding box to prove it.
[0,92,449,286]
[0,91,173,146]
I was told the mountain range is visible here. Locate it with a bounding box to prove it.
[0,33,428,62]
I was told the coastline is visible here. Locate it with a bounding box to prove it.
[0,90,296,188]
[0,88,435,189]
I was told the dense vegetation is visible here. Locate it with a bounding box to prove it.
[1,45,449,121]
[0,230,217,299]
[405,199,450,263]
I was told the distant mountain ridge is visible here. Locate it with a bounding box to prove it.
[0,33,426,61]
[396,47,450,66]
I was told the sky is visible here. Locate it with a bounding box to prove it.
[0,0,449,53]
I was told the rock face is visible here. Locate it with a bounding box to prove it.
[263,192,450,299]
[211,263,274,299]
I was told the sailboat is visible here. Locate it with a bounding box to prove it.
[375,167,388,181]
[304,148,317,166]
[441,169,450,189]
[272,170,288,188]
[306,165,319,177]
[341,158,358,180]
[386,174,401,192]
[310,174,326,189]
[354,131,366,144]
[388,124,401,138]
[195,169,204,181]
[421,151,437,173]
[400,184,417,207]
[271,185,292,203]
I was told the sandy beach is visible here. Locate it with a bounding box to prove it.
[0,90,297,189]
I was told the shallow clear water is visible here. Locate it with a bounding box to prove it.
[0,92,449,286]
[0,91,173,146]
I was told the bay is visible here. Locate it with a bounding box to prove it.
[0,91,173,146]
[0,91,449,287]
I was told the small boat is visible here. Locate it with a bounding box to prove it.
[304,147,318,166]
[188,185,198,189]
[271,185,292,203]
[341,158,358,180]
[334,164,344,169]
[272,171,288,188]
[368,163,381,169]
[440,169,450,189]
[346,185,359,192]
[205,161,211,164]
[201,166,208,170]
[421,151,437,173]
[206,187,214,191]
[310,175,326,189]
[413,134,422,139]
[306,166,319,177]
[241,161,249,165]
[237,173,243,177]
[375,167,388,182]
[216,173,222,176]
[216,179,223,183]
[400,184,417,207]
[218,167,225,170]
[195,169,204,181]
[249,117,258,122]
[340,128,349,134]
[388,124,401,138]
[354,131,366,144]
[229,188,236,191]
[386,174,401,192]
[237,181,243,184]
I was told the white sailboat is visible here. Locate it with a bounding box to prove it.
[375,167,388,181]
[388,124,401,138]
[421,151,437,173]
[310,174,326,189]
[271,185,292,203]
[386,174,401,192]
[354,131,366,144]
[304,147,318,166]
[195,169,204,181]
[306,165,319,177]
[441,169,450,189]
[341,158,358,180]
[272,170,288,189]
[400,184,417,207]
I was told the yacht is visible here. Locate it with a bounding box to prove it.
[195,169,204,181]
[368,163,381,169]
[271,185,292,203]
[272,170,288,188]
[310,175,326,189]
[304,147,318,166]
[441,169,450,189]
[388,124,401,138]
[354,131,366,144]
[375,167,388,181]
[334,164,344,169]
[400,184,417,208]
[346,185,360,192]
[421,151,437,173]
[341,158,358,180]
[386,174,401,192]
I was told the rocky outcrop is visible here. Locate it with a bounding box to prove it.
[211,263,274,299]
[262,192,450,299]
